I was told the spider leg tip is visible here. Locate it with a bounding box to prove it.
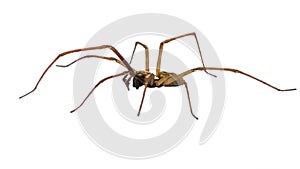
[19,91,32,99]
[19,95,27,99]
[211,74,217,78]
[206,71,217,78]
[56,64,65,67]
[281,88,297,91]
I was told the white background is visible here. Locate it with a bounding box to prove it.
[1,0,300,168]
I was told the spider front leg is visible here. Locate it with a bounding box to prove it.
[155,32,217,78]
[129,41,149,71]
[19,45,134,99]
[121,42,149,91]
[56,55,126,68]
[70,71,129,113]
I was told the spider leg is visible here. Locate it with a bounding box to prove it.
[183,82,199,120]
[155,32,216,77]
[70,71,129,113]
[179,67,296,91]
[19,45,134,99]
[56,55,126,68]
[56,54,135,91]
[155,74,198,120]
[129,42,149,71]
[137,78,152,117]
[137,83,148,116]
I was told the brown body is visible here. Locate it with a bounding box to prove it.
[132,71,185,89]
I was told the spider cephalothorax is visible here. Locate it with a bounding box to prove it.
[19,32,296,120]
[132,71,155,89]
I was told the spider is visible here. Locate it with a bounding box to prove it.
[19,32,296,120]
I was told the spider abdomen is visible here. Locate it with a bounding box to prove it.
[155,72,185,87]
